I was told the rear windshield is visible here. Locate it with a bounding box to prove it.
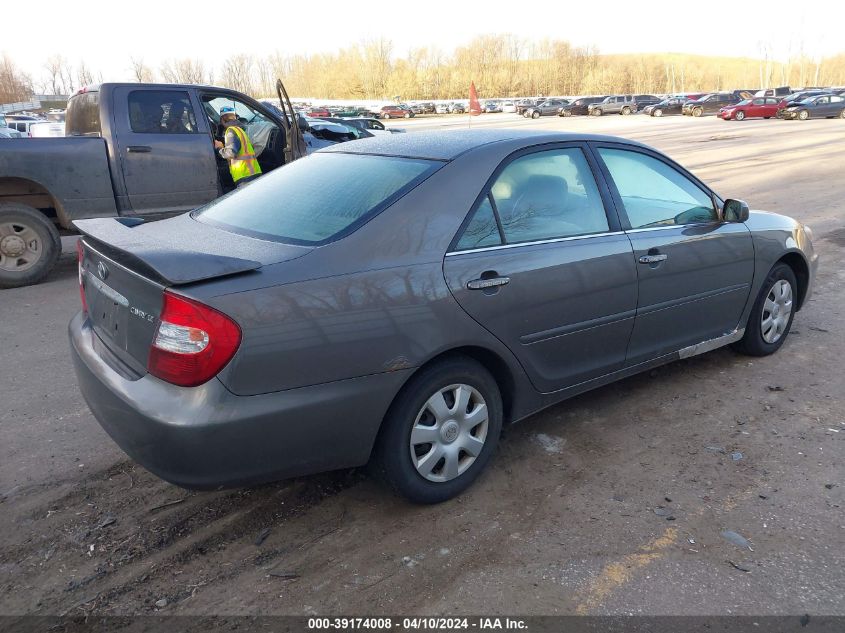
[66,92,101,137]
[194,152,440,245]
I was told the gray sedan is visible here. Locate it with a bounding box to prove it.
[69,130,818,503]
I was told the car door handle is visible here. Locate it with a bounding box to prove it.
[638,254,668,264]
[467,276,510,290]
[127,146,151,153]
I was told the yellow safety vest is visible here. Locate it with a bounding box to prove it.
[225,125,262,183]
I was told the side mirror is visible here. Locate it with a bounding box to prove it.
[297,116,309,133]
[723,199,750,222]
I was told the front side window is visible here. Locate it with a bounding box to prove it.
[597,148,717,228]
[195,153,439,245]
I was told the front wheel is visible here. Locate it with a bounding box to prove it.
[733,263,797,357]
[735,110,746,121]
[692,107,703,117]
[591,109,602,116]
[531,110,540,119]
[0,202,62,289]
[372,357,503,504]
[383,113,391,119]
[404,112,411,118]
[839,109,845,119]
[653,109,663,117]
[798,110,809,120]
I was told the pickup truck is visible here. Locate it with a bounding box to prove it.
[0,80,306,288]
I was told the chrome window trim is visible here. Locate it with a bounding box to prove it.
[445,231,626,257]
[625,221,721,234]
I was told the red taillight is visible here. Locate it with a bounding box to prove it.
[147,291,241,387]
[77,239,88,314]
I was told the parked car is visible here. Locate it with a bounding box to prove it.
[755,86,791,98]
[324,117,403,136]
[781,94,845,120]
[501,100,517,113]
[333,106,377,118]
[449,102,466,114]
[410,102,436,115]
[588,95,638,116]
[306,107,332,118]
[642,97,689,117]
[718,97,782,120]
[380,105,414,119]
[559,96,607,116]
[483,100,502,113]
[27,121,66,137]
[776,90,833,117]
[70,129,817,504]
[0,81,307,288]
[524,99,569,118]
[632,94,662,109]
[4,119,49,137]
[682,92,750,117]
[435,102,451,114]
[515,99,542,116]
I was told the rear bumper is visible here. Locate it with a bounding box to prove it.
[69,312,412,489]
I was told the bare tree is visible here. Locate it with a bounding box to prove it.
[220,54,256,95]
[160,58,212,84]
[0,54,33,102]
[130,57,155,83]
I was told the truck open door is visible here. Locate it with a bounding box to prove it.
[276,79,307,164]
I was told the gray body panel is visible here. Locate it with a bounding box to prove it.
[68,130,819,490]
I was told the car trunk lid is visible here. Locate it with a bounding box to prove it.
[75,214,311,375]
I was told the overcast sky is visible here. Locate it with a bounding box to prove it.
[5,0,840,84]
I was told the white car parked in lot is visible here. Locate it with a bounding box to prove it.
[502,100,517,113]
[27,121,66,137]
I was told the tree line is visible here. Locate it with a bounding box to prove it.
[3,35,845,105]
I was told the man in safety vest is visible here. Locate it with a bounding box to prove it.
[213,106,262,187]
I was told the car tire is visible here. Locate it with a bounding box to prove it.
[654,109,663,117]
[732,263,798,357]
[404,113,411,118]
[839,109,845,119]
[560,110,571,117]
[764,116,771,119]
[591,109,602,116]
[0,202,62,289]
[621,106,631,115]
[736,111,746,121]
[693,107,703,117]
[372,356,503,504]
[383,113,391,119]
[531,111,540,119]
[798,110,809,120]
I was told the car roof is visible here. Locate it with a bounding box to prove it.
[318,129,649,161]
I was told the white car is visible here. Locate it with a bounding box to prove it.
[435,103,451,114]
[28,121,65,137]
[343,117,404,136]
[502,100,517,113]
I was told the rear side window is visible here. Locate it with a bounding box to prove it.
[597,148,717,228]
[195,153,440,245]
[454,148,609,249]
[128,90,198,134]
[66,92,101,137]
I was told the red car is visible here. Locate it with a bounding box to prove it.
[380,105,414,119]
[306,107,332,118]
[719,97,781,121]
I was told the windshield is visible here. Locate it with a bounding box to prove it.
[194,153,441,245]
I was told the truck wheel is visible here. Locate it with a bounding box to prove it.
[0,203,61,289]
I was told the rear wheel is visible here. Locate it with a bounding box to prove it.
[0,202,61,289]
[621,106,631,115]
[798,110,809,120]
[839,109,845,119]
[383,113,391,119]
[404,112,411,118]
[372,357,503,504]
[733,263,797,357]
[735,110,746,121]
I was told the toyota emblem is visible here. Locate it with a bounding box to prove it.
[97,261,109,280]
